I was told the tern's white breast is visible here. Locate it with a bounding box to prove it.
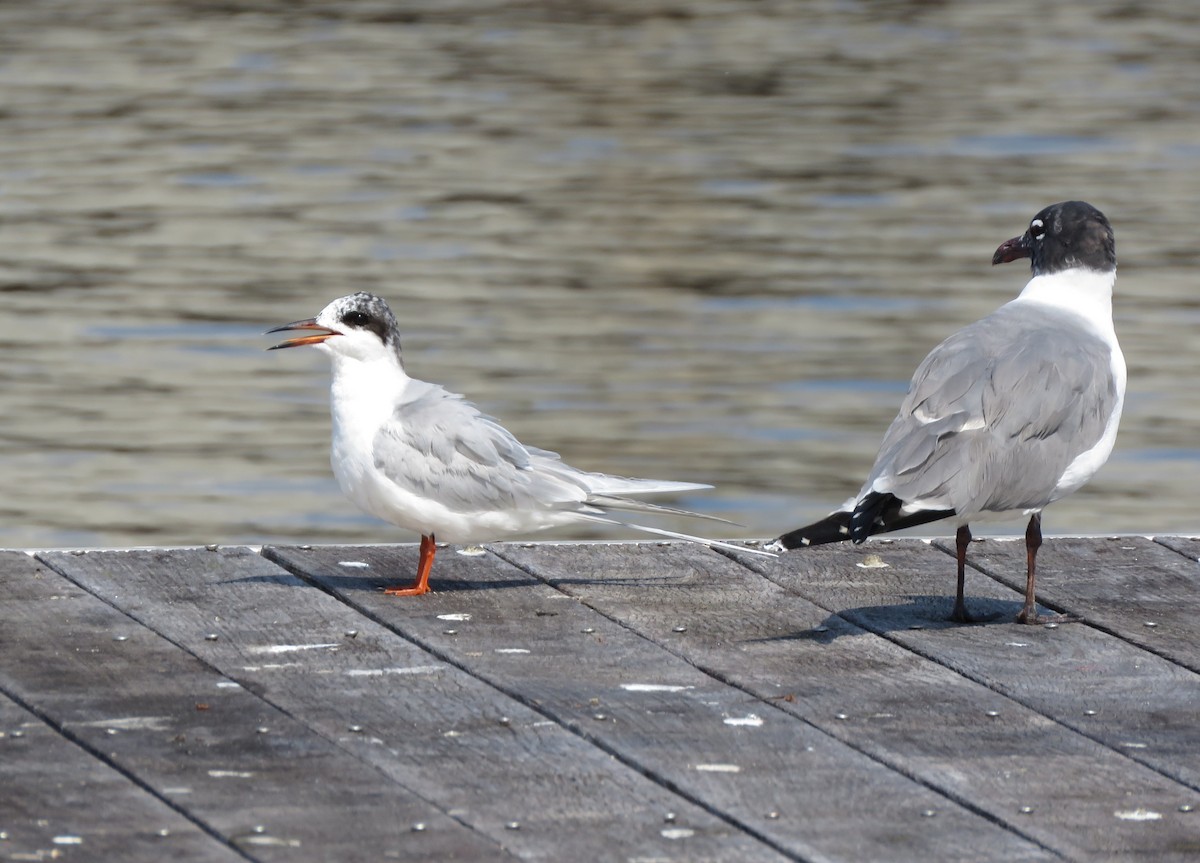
[324,355,584,541]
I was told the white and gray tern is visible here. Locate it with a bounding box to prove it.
[767,201,1125,625]
[268,293,769,596]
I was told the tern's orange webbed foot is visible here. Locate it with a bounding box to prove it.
[379,534,436,597]
[382,583,432,597]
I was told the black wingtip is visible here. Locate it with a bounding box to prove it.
[771,511,855,551]
[852,492,954,541]
[773,495,956,551]
[849,491,888,542]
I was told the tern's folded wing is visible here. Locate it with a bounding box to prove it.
[370,382,590,513]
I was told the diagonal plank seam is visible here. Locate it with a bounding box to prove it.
[716,543,1200,799]
[1151,538,1200,560]
[263,544,818,863]
[495,544,1070,861]
[32,549,513,860]
[0,661,259,863]
[932,537,1200,676]
[921,538,1200,794]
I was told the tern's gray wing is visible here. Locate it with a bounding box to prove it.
[864,303,1117,517]
[366,380,771,556]
[370,381,592,512]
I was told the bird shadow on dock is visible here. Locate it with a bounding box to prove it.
[228,568,541,595]
[548,575,701,590]
[370,574,544,594]
[745,595,1024,644]
[218,572,308,588]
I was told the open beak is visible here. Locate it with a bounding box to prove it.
[992,233,1032,265]
[266,318,341,350]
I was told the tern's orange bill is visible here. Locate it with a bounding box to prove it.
[266,318,341,350]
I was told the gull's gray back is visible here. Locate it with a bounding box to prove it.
[865,302,1117,517]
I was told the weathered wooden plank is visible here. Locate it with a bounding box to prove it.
[930,535,1200,673]
[266,541,1059,863]
[13,550,506,862]
[1155,536,1200,579]
[44,546,780,863]
[0,691,244,863]
[1155,537,1200,560]
[497,540,1200,862]
[726,539,1200,796]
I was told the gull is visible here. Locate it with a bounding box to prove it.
[268,292,768,595]
[766,201,1124,624]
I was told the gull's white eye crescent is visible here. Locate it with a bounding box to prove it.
[1030,218,1046,240]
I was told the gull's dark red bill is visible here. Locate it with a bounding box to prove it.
[991,234,1032,265]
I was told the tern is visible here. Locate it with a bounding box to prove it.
[269,292,768,595]
[766,201,1124,624]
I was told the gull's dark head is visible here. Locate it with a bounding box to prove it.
[992,201,1115,277]
[267,292,403,362]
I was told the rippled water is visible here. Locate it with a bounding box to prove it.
[3,1,1199,549]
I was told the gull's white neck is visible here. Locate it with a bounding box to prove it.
[1012,267,1117,340]
[1010,265,1126,502]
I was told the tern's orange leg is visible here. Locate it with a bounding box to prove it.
[383,534,436,596]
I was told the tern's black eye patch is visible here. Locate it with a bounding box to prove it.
[333,292,402,348]
[338,303,394,344]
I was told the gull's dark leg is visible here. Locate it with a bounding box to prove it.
[1014,513,1043,623]
[384,533,436,596]
[1011,512,1077,625]
[950,524,976,623]
[1014,514,1078,624]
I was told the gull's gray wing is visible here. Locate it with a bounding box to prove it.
[863,303,1117,517]
[371,380,591,513]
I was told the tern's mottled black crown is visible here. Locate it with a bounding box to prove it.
[1027,200,1115,276]
[334,292,402,351]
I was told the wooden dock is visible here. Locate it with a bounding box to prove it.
[3,536,1199,862]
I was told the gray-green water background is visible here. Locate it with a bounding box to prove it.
[3,1,1198,549]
